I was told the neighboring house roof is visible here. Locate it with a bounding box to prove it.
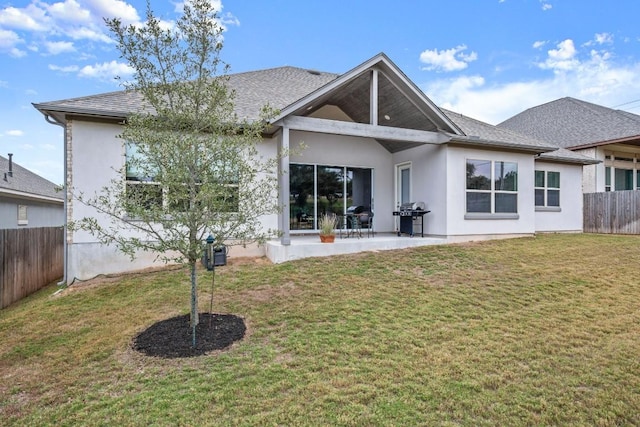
[33,52,574,157]
[0,155,63,203]
[498,97,640,150]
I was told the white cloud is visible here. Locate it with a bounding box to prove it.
[594,32,613,45]
[0,29,26,56]
[6,129,24,137]
[45,40,75,55]
[41,143,57,151]
[0,0,137,56]
[532,40,547,49]
[84,0,141,24]
[0,4,50,31]
[49,64,80,73]
[46,0,92,24]
[78,60,134,81]
[65,26,113,43]
[21,143,35,150]
[0,29,21,47]
[419,45,478,72]
[583,32,615,48]
[540,0,552,10]
[420,39,640,125]
[538,39,579,72]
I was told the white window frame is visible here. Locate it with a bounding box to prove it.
[18,204,28,226]
[465,159,519,220]
[395,162,411,210]
[535,170,561,212]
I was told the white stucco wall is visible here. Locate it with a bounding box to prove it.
[534,160,584,232]
[392,144,448,236]
[67,120,278,281]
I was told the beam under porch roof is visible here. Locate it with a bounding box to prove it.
[280,116,451,145]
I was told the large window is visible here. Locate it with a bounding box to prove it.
[535,170,560,208]
[125,142,239,213]
[466,159,518,214]
[289,163,372,231]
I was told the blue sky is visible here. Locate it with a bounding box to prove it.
[2,0,640,184]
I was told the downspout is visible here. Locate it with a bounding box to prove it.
[44,114,68,286]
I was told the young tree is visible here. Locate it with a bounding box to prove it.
[75,0,279,345]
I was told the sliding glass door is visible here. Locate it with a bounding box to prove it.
[290,163,373,231]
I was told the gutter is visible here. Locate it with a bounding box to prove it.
[43,114,68,287]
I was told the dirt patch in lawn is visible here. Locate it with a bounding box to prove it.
[132,313,246,358]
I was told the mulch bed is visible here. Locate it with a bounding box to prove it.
[133,313,246,358]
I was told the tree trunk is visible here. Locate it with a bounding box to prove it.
[190,261,198,347]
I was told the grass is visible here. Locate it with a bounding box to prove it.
[1,233,639,426]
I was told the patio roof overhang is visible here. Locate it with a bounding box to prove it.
[278,115,451,152]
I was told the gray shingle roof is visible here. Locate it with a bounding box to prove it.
[229,66,338,120]
[443,108,598,164]
[34,66,339,122]
[498,97,640,149]
[442,109,556,151]
[0,155,63,201]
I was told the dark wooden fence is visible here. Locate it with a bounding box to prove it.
[584,191,640,234]
[1,227,64,309]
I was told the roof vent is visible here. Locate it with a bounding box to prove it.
[306,69,321,76]
[7,153,13,177]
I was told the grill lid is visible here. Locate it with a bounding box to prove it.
[400,202,426,211]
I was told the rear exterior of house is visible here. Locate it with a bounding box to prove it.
[34,53,592,281]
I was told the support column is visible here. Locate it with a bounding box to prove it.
[370,68,379,126]
[279,126,291,245]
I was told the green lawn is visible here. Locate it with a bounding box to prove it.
[1,234,639,426]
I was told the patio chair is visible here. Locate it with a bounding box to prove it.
[359,211,374,237]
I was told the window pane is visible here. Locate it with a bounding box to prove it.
[535,189,545,206]
[547,171,560,188]
[495,193,517,213]
[467,192,491,213]
[615,168,633,190]
[547,189,560,207]
[495,162,518,191]
[605,167,611,186]
[125,142,157,180]
[317,166,345,218]
[290,164,315,230]
[400,167,410,204]
[126,182,162,210]
[467,160,491,190]
[535,170,545,187]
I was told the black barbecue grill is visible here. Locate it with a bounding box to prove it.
[393,202,430,237]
